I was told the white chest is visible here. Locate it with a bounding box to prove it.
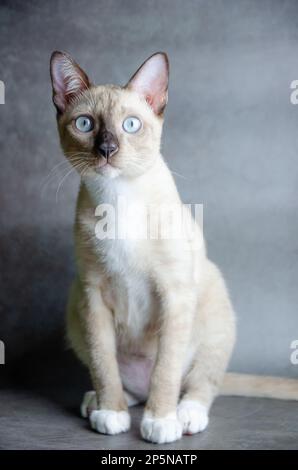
[84,177,156,339]
[96,238,155,339]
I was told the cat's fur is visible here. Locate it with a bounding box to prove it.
[50,51,298,444]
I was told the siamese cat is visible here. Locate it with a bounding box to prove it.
[50,51,298,444]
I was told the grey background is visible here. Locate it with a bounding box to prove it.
[0,0,297,392]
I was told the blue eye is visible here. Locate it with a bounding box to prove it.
[75,116,94,132]
[123,116,142,133]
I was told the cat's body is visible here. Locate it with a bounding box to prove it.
[67,165,235,442]
[68,156,235,405]
[50,51,297,444]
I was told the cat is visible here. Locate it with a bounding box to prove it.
[50,51,298,444]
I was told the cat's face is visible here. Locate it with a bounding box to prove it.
[50,52,169,179]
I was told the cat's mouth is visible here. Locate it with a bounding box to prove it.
[95,159,114,171]
[94,159,121,178]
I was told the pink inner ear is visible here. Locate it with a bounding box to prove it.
[50,52,90,113]
[127,53,169,114]
[51,60,68,110]
[146,95,154,106]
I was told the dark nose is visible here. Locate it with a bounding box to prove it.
[97,131,119,159]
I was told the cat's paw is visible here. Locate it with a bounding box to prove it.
[81,390,139,418]
[177,399,209,435]
[89,409,130,435]
[80,391,97,418]
[141,411,183,444]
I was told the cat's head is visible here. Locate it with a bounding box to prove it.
[50,51,169,179]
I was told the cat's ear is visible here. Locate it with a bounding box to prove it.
[50,51,90,114]
[126,52,169,115]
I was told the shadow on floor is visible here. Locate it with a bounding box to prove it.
[3,332,91,415]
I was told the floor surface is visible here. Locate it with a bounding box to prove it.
[0,389,297,450]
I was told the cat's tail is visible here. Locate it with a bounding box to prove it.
[221,373,298,401]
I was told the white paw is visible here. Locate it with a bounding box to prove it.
[141,412,183,444]
[80,390,97,418]
[89,409,130,435]
[177,399,209,435]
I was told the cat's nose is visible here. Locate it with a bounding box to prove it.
[96,131,119,159]
[98,141,118,159]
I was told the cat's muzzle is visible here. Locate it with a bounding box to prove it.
[95,130,119,160]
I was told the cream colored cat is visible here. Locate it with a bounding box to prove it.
[50,51,298,444]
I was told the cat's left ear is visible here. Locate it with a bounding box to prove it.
[126,52,169,115]
[50,51,90,114]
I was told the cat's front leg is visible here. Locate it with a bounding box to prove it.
[84,285,130,435]
[141,286,195,444]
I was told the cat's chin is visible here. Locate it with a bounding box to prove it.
[94,164,121,179]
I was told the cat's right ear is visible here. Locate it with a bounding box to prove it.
[50,51,90,114]
[126,52,169,115]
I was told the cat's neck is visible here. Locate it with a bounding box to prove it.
[82,154,180,208]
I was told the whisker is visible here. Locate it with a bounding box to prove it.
[168,169,189,180]
[40,161,73,196]
[41,160,70,185]
[55,163,85,203]
[40,156,87,196]
[80,162,91,179]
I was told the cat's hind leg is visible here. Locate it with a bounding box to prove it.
[178,261,236,435]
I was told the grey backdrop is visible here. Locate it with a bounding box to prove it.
[1,0,297,389]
